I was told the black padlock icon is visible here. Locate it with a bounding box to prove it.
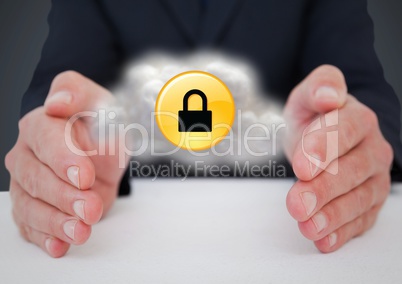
[178,89,212,132]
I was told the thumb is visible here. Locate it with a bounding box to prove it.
[44,71,114,118]
[284,65,347,125]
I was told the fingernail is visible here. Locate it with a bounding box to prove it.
[45,91,72,105]
[45,238,52,252]
[328,232,337,247]
[300,192,317,216]
[312,212,327,233]
[315,86,338,99]
[63,220,77,240]
[73,200,85,220]
[67,166,80,189]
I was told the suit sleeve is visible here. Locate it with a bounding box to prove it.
[20,0,131,194]
[300,0,402,180]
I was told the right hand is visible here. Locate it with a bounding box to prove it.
[5,71,127,257]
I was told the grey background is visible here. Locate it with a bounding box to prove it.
[0,0,401,191]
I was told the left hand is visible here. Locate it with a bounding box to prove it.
[283,65,393,252]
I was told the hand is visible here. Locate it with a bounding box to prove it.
[5,71,127,257]
[283,65,393,252]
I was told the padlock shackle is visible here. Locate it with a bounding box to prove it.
[182,89,208,112]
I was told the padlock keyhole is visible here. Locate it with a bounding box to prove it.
[187,95,204,111]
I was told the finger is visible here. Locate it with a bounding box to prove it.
[11,202,70,258]
[292,96,381,180]
[313,205,382,253]
[18,223,70,258]
[286,134,391,222]
[11,181,91,245]
[298,174,390,241]
[44,71,114,118]
[284,65,348,124]
[11,147,103,224]
[18,109,96,190]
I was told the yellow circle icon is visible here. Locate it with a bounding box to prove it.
[155,71,235,151]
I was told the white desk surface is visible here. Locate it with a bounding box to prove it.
[1,179,402,284]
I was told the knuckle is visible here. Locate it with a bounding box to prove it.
[33,128,55,160]
[379,175,391,198]
[353,189,365,215]
[52,70,83,90]
[373,138,394,168]
[382,140,394,166]
[363,107,378,129]
[365,184,376,209]
[4,148,16,172]
[384,174,391,190]
[54,70,79,81]
[47,210,71,240]
[21,197,34,224]
[47,211,60,237]
[313,136,326,157]
[341,120,356,151]
[359,213,374,236]
[354,216,364,237]
[311,177,331,202]
[323,204,336,226]
[53,182,70,211]
[314,64,346,84]
[11,207,20,226]
[19,225,30,241]
[24,225,33,241]
[32,138,43,160]
[302,131,326,159]
[9,186,15,203]
[350,156,365,185]
[18,117,27,132]
[364,184,376,210]
[20,169,39,198]
[50,154,65,170]
[367,209,379,231]
[360,209,378,236]
[317,64,343,77]
[10,184,22,205]
[314,181,333,207]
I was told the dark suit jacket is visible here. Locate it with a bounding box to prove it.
[21,0,402,194]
